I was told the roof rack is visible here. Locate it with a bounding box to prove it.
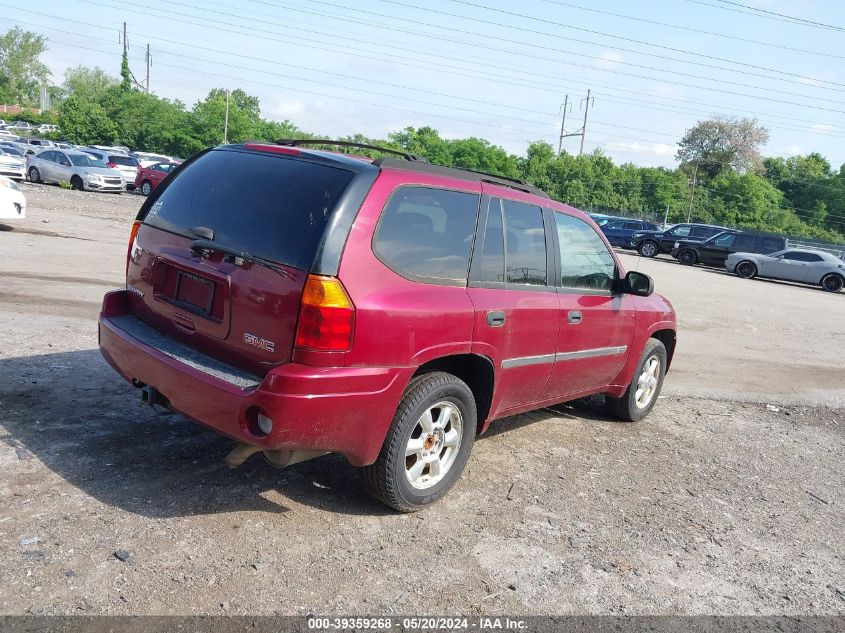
[275,139,426,163]
[373,157,549,197]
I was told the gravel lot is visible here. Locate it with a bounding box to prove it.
[0,183,843,616]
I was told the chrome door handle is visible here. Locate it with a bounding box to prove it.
[567,310,582,324]
[486,310,506,327]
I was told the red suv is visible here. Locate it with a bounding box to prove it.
[99,140,676,511]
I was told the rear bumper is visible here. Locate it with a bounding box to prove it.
[98,290,412,466]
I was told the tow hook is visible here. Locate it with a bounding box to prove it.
[140,385,168,408]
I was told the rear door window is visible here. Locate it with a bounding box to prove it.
[141,149,356,270]
[502,199,547,286]
[734,235,757,251]
[762,238,783,252]
[476,198,505,283]
[374,186,480,282]
[624,222,642,230]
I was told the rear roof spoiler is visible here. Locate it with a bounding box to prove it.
[274,139,426,163]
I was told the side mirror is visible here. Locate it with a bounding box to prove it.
[622,271,654,297]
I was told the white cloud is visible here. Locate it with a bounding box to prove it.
[597,51,624,70]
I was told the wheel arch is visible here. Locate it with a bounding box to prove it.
[410,353,495,435]
[650,329,676,371]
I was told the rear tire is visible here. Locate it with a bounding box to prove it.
[820,273,844,293]
[735,260,757,279]
[361,372,476,512]
[638,240,659,258]
[606,339,667,422]
[70,176,84,191]
[678,249,697,265]
[141,180,152,196]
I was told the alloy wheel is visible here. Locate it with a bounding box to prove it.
[404,401,463,490]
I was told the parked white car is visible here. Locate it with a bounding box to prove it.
[0,176,26,219]
[132,151,173,168]
[0,148,25,180]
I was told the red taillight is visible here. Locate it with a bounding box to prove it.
[294,275,354,352]
[126,221,140,276]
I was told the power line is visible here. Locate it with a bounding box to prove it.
[152,0,845,104]
[710,0,845,32]
[46,0,845,132]
[538,0,844,60]
[376,0,845,88]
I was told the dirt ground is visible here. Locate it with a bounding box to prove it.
[0,183,843,616]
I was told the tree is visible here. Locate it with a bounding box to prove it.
[58,95,118,145]
[120,50,132,92]
[0,27,51,106]
[62,66,117,103]
[677,116,770,178]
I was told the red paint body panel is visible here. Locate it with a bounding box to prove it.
[100,290,411,466]
[127,225,307,376]
[100,150,677,468]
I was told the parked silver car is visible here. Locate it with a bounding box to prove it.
[726,248,845,292]
[27,150,125,193]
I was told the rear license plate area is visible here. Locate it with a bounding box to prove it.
[174,271,215,316]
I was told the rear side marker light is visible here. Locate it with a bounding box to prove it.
[294,275,355,352]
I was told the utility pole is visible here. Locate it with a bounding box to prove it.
[557,95,570,155]
[223,89,230,144]
[663,203,669,228]
[579,89,593,156]
[145,44,151,92]
[123,22,127,55]
[686,161,699,223]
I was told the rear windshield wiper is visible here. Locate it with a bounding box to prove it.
[190,239,290,278]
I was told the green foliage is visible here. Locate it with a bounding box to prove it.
[0,27,50,107]
[120,51,132,93]
[47,53,843,244]
[58,180,72,189]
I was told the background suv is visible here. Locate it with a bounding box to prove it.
[672,230,787,267]
[600,218,660,248]
[99,140,677,512]
[633,223,731,258]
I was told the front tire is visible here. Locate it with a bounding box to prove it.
[361,372,476,512]
[678,249,697,266]
[70,176,84,191]
[28,167,40,183]
[606,339,667,422]
[141,180,152,196]
[820,273,844,293]
[638,240,659,258]
[735,260,757,279]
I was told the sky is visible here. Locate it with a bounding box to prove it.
[4,0,844,169]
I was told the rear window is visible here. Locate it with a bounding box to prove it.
[141,149,356,270]
[109,155,138,166]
